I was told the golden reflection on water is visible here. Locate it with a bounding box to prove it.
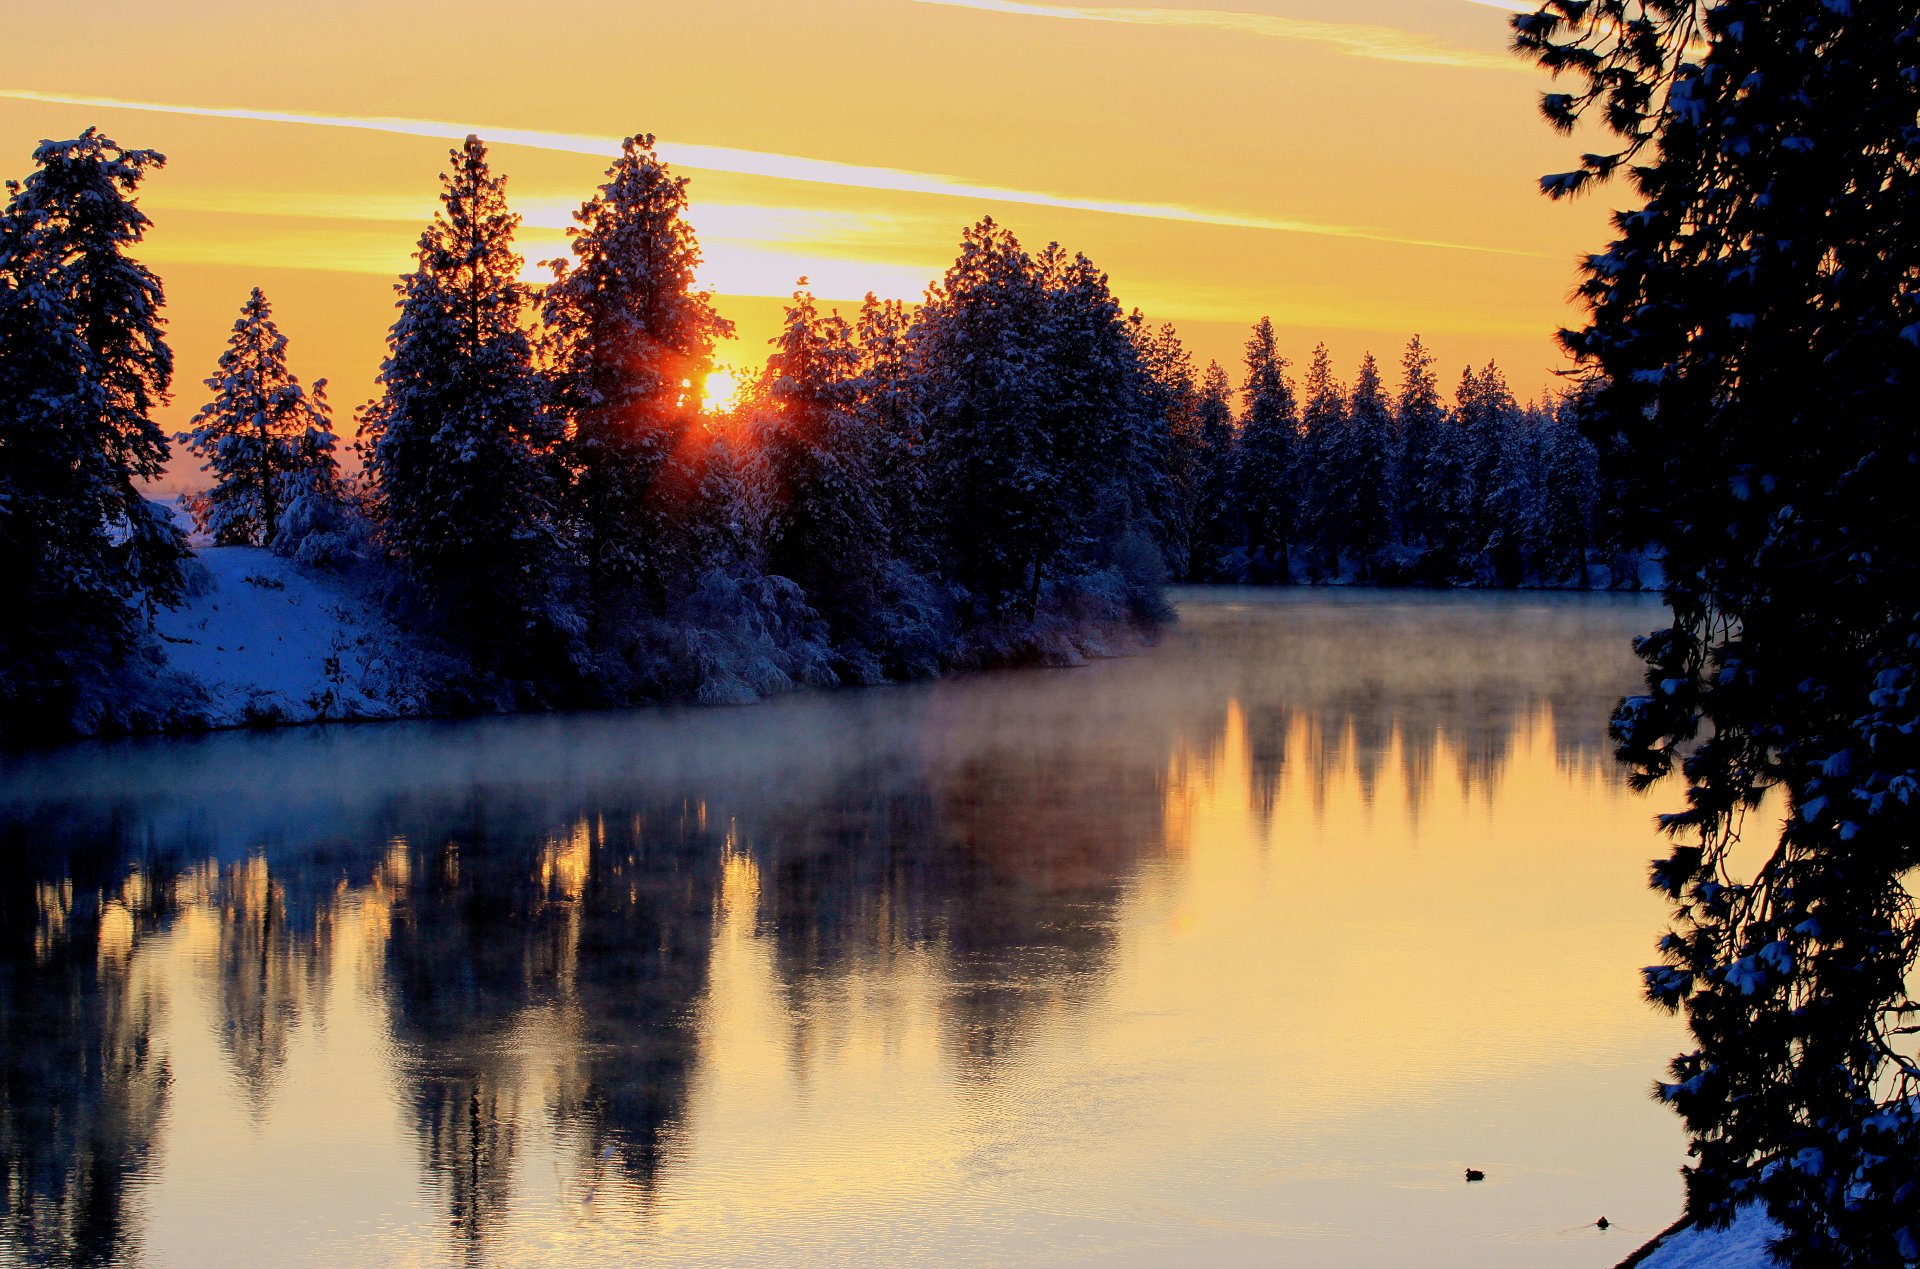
[0,592,1687,1267]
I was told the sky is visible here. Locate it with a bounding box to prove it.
[0,0,1615,490]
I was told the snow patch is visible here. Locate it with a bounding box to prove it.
[153,546,431,727]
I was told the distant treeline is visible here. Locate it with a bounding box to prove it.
[0,128,1631,737]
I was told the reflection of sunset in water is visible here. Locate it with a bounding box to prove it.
[1,592,1687,1266]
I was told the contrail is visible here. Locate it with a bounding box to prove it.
[0,89,1537,257]
[909,0,1528,72]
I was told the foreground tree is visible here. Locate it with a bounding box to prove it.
[360,136,566,674]
[1517,2,1920,1263]
[178,288,336,547]
[0,130,184,731]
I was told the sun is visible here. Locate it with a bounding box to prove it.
[703,368,741,414]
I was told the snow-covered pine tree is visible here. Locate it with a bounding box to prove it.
[1130,316,1201,579]
[1459,362,1523,584]
[853,293,925,564]
[1297,342,1348,577]
[178,287,335,547]
[0,130,184,733]
[910,218,1055,617]
[1189,360,1239,581]
[359,136,567,676]
[1234,317,1298,582]
[1516,1,1920,1261]
[1528,393,1597,586]
[540,134,732,619]
[1394,334,1450,555]
[755,285,888,648]
[1345,352,1394,580]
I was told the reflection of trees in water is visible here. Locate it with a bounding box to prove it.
[201,858,333,1119]
[0,824,175,1268]
[376,796,724,1249]
[751,716,1171,1082]
[0,592,1654,1264]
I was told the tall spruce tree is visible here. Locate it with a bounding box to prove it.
[1235,317,1297,582]
[1297,342,1348,576]
[1345,352,1394,579]
[757,286,887,644]
[1130,317,1201,579]
[540,134,730,617]
[1190,360,1239,581]
[911,218,1054,616]
[1517,2,1920,1262]
[360,136,564,674]
[1394,334,1450,553]
[0,130,184,732]
[178,288,335,547]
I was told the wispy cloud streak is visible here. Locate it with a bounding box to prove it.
[0,89,1534,256]
[910,0,1526,71]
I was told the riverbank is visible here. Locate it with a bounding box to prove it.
[1621,1208,1783,1268]
[77,544,1161,742]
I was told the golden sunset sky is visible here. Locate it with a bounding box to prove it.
[0,0,1613,490]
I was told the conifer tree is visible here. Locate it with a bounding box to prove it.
[1394,334,1450,552]
[360,136,564,672]
[1345,353,1394,579]
[1235,317,1297,581]
[852,293,924,563]
[1189,360,1238,581]
[1517,2,1920,1260]
[178,288,335,547]
[1297,343,1348,575]
[912,218,1054,616]
[756,286,887,642]
[541,134,731,616]
[1131,317,1201,578]
[0,130,184,730]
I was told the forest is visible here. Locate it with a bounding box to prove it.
[0,128,1626,739]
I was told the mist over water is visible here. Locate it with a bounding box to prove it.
[1,588,1683,1267]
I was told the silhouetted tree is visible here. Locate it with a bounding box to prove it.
[1517,1,1920,1262]
[541,134,731,619]
[359,136,568,677]
[0,130,184,735]
[178,288,335,547]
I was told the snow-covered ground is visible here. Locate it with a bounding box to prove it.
[154,546,431,727]
[1626,1208,1783,1268]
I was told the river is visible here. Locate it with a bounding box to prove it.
[1,588,1685,1267]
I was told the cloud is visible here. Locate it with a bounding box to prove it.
[0,88,1535,257]
[909,0,1527,71]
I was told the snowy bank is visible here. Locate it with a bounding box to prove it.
[153,545,433,728]
[1620,1207,1784,1269]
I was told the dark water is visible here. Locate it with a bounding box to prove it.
[0,588,1683,1267]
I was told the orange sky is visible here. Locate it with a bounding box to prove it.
[0,0,1616,492]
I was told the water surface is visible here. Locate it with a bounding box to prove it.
[1,588,1684,1266]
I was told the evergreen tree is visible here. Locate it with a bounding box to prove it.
[1458,361,1522,583]
[852,293,924,564]
[0,130,184,731]
[178,287,335,547]
[756,286,887,645]
[1394,334,1450,552]
[540,134,731,616]
[1518,2,1920,1261]
[1345,352,1394,579]
[911,218,1054,616]
[1235,317,1297,581]
[1529,393,1598,586]
[1297,342,1348,576]
[1131,318,1201,579]
[359,136,565,674]
[1190,360,1239,580]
